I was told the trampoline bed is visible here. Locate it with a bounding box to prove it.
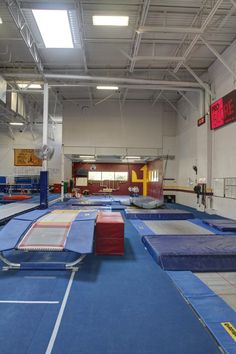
[125,208,194,220]
[0,209,96,270]
[132,220,213,236]
[142,235,236,271]
[203,219,236,231]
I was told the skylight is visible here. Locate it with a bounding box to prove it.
[93,16,129,26]
[32,9,74,48]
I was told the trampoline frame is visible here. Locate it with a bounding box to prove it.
[0,251,86,271]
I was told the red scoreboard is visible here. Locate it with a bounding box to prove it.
[210,89,236,130]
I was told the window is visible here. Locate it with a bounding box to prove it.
[149,169,159,182]
[88,171,102,181]
[115,172,128,181]
[102,172,114,181]
[88,171,128,182]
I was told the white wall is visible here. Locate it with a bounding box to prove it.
[176,38,236,217]
[63,100,176,156]
[0,124,64,184]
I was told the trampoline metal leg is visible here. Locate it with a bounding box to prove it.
[0,252,21,271]
[65,254,86,270]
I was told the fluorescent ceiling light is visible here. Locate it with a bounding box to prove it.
[83,159,96,162]
[96,86,119,90]
[32,9,73,48]
[10,122,24,126]
[17,83,42,89]
[93,16,129,26]
[125,156,141,159]
[79,155,95,158]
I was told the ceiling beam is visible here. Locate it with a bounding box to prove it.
[161,93,186,120]
[74,0,93,105]
[200,36,236,80]
[183,63,213,96]
[5,0,44,74]
[138,26,203,34]
[174,0,224,73]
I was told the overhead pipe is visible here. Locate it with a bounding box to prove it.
[44,74,201,89]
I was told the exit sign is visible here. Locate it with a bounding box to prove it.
[197,116,206,126]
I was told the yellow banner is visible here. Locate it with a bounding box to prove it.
[14,149,42,167]
[221,322,236,341]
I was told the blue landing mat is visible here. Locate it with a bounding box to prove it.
[130,220,156,236]
[125,208,194,220]
[203,219,236,231]
[142,235,236,271]
[65,220,95,254]
[168,271,236,354]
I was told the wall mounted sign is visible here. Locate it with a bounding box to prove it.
[197,116,206,127]
[210,89,236,129]
[14,149,42,166]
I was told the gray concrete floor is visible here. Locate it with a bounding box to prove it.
[195,272,236,311]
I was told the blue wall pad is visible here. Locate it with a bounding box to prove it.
[125,208,194,220]
[65,220,95,254]
[74,210,97,221]
[13,209,50,221]
[203,219,236,231]
[142,235,236,271]
[168,271,236,353]
[0,219,32,251]
[167,271,215,297]
[130,220,156,236]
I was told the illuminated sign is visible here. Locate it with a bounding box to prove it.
[210,89,236,129]
[197,116,206,127]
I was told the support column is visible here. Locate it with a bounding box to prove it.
[61,144,64,202]
[42,82,49,171]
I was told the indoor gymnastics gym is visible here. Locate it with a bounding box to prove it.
[1,1,236,353]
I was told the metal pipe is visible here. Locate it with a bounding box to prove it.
[45,74,201,88]
[61,144,64,202]
[49,83,201,92]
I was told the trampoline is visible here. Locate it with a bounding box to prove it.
[0,209,96,270]
[132,220,213,236]
[142,235,236,271]
[125,208,194,220]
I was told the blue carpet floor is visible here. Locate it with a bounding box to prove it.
[0,203,222,354]
[50,220,220,354]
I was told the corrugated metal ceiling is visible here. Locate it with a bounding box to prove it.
[0,0,236,106]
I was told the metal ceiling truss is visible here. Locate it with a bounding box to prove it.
[5,0,44,74]
[74,0,93,105]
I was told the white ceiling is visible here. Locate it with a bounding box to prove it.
[0,0,236,112]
